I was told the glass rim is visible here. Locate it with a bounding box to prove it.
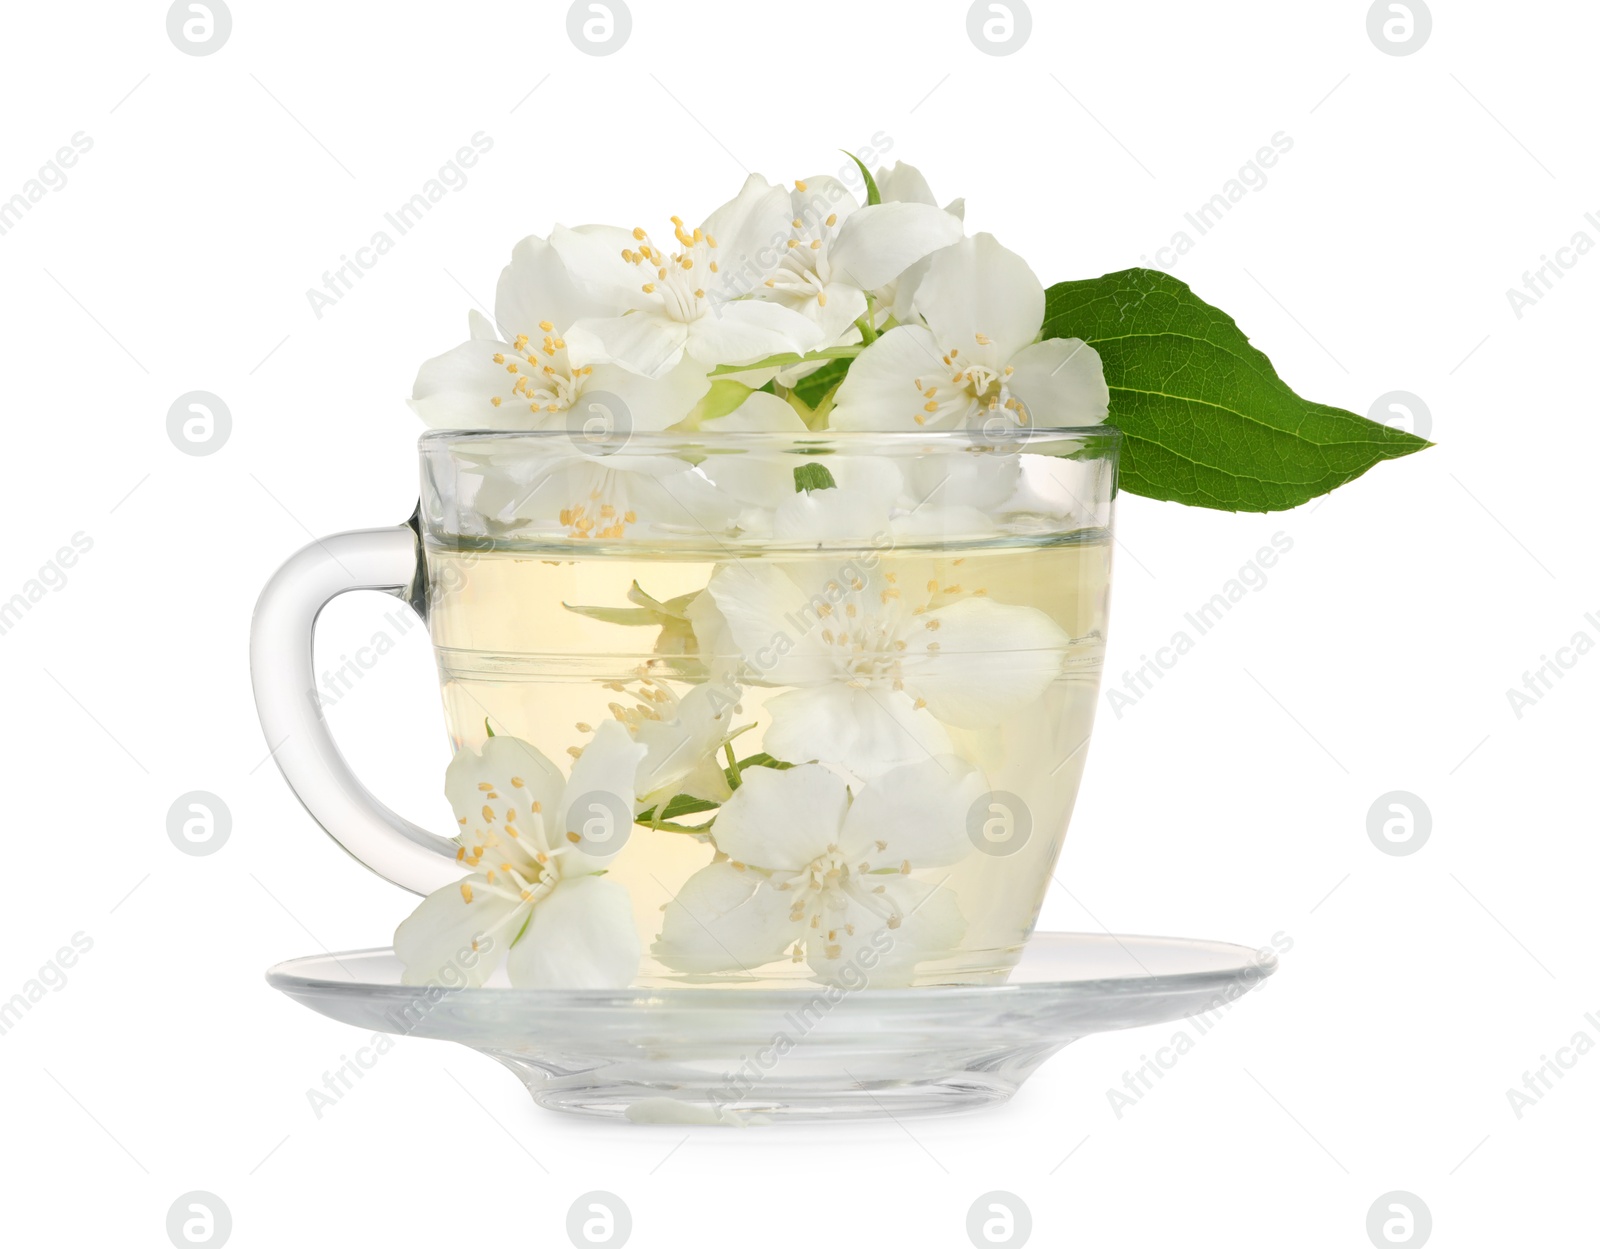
[419,424,1121,454]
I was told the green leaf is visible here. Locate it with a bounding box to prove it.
[635,753,795,828]
[484,718,495,738]
[648,820,717,835]
[839,150,881,206]
[562,603,662,627]
[793,463,837,492]
[686,378,754,425]
[735,752,794,772]
[564,581,698,629]
[1039,268,1433,512]
[636,792,721,825]
[626,581,697,616]
[719,750,791,793]
[708,345,861,377]
[792,355,851,409]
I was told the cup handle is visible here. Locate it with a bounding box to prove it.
[249,514,462,896]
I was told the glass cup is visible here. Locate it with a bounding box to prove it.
[251,423,1118,989]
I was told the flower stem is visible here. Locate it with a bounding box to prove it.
[724,741,743,788]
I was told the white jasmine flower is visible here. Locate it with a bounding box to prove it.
[555,175,826,378]
[704,554,1071,775]
[469,446,740,542]
[828,233,1110,434]
[693,392,902,535]
[873,161,966,322]
[410,235,709,431]
[393,724,644,989]
[608,674,741,811]
[653,758,982,983]
[747,174,962,342]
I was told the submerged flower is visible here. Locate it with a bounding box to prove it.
[410,235,709,431]
[609,673,742,812]
[828,233,1110,434]
[703,555,1071,775]
[470,447,739,542]
[556,176,825,378]
[693,392,916,536]
[653,758,981,983]
[562,581,703,661]
[393,724,645,989]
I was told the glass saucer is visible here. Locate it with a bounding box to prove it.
[266,933,1274,1124]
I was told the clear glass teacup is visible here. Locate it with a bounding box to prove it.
[251,423,1118,989]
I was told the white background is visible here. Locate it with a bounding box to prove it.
[1,1,1594,1245]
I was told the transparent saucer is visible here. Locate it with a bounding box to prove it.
[266,933,1275,1124]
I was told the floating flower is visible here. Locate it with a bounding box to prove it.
[748,173,961,342]
[873,160,966,322]
[653,758,981,983]
[556,175,825,379]
[393,724,645,989]
[410,235,709,431]
[828,233,1110,434]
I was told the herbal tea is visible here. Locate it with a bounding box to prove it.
[421,533,1110,988]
